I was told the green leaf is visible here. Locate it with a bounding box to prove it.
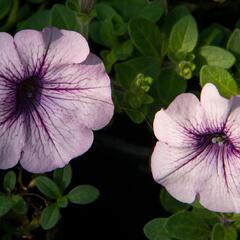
[227,29,240,62]
[101,18,121,46]
[128,18,162,59]
[200,66,238,98]
[101,40,133,72]
[51,4,79,31]
[66,0,80,13]
[144,218,171,240]
[109,0,164,22]
[133,3,164,22]
[68,185,99,204]
[169,15,198,55]
[154,68,187,106]
[28,0,45,3]
[0,0,12,20]
[191,208,219,226]
[53,164,72,191]
[224,226,237,240]
[125,106,148,124]
[211,223,236,240]
[199,24,230,46]
[36,176,61,199]
[160,188,189,213]
[57,196,69,208]
[40,204,60,230]
[95,3,118,20]
[0,196,12,217]
[4,171,16,192]
[166,211,211,240]
[198,46,235,69]
[164,5,190,36]
[115,57,160,88]
[11,195,27,215]
[211,223,224,240]
[17,10,51,30]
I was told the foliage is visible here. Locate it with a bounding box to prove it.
[0,165,99,238]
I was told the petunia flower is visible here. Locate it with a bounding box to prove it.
[151,83,240,213]
[0,27,113,173]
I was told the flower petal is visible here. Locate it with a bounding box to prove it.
[153,93,203,146]
[0,116,25,169]
[200,83,232,129]
[153,110,187,146]
[152,140,240,212]
[151,141,204,203]
[20,105,93,173]
[42,27,89,65]
[198,156,240,213]
[164,93,203,126]
[0,32,23,82]
[42,53,114,130]
[13,27,89,74]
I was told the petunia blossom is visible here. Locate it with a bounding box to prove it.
[0,27,113,173]
[151,83,240,213]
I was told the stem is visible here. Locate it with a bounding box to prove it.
[18,167,28,191]
[19,192,48,207]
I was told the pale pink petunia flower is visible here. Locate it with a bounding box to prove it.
[0,27,113,173]
[151,83,240,213]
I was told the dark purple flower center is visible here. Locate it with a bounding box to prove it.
[195,131,229,148]
[16,76,42,110]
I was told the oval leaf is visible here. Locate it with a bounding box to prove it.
[36,176,61,199]
[211,223,225,240]
[227,29,240,62]
[0,196,12,217]
[169,15,198,55]
[11,195,27,215]
[4,171,16,192]
[144,218,171,240]
[200,65,238,98]
[198,46,235,69]
[128,18,162,59]
[40,204,60,230]
[17,10,52,31]
[166,211,210,240]
[68,185,99,204]
[53,164,72,191]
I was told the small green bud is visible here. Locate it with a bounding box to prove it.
[178,61,196,80]
[135,73,153,92]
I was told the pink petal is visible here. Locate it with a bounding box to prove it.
[0,116,25,169]
[42,53,114,130]
[0,32,23,80]
[13,27,89,73]
[20,105,93,173]
[153,93,203,146]
[152,140,240,212]
[164,93,203,126]
[153,110,187,146]
[151,142,204,203]
[200,83,232,128]
[198,157,240,212]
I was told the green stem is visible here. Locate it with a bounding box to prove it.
[19,192,48,207]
